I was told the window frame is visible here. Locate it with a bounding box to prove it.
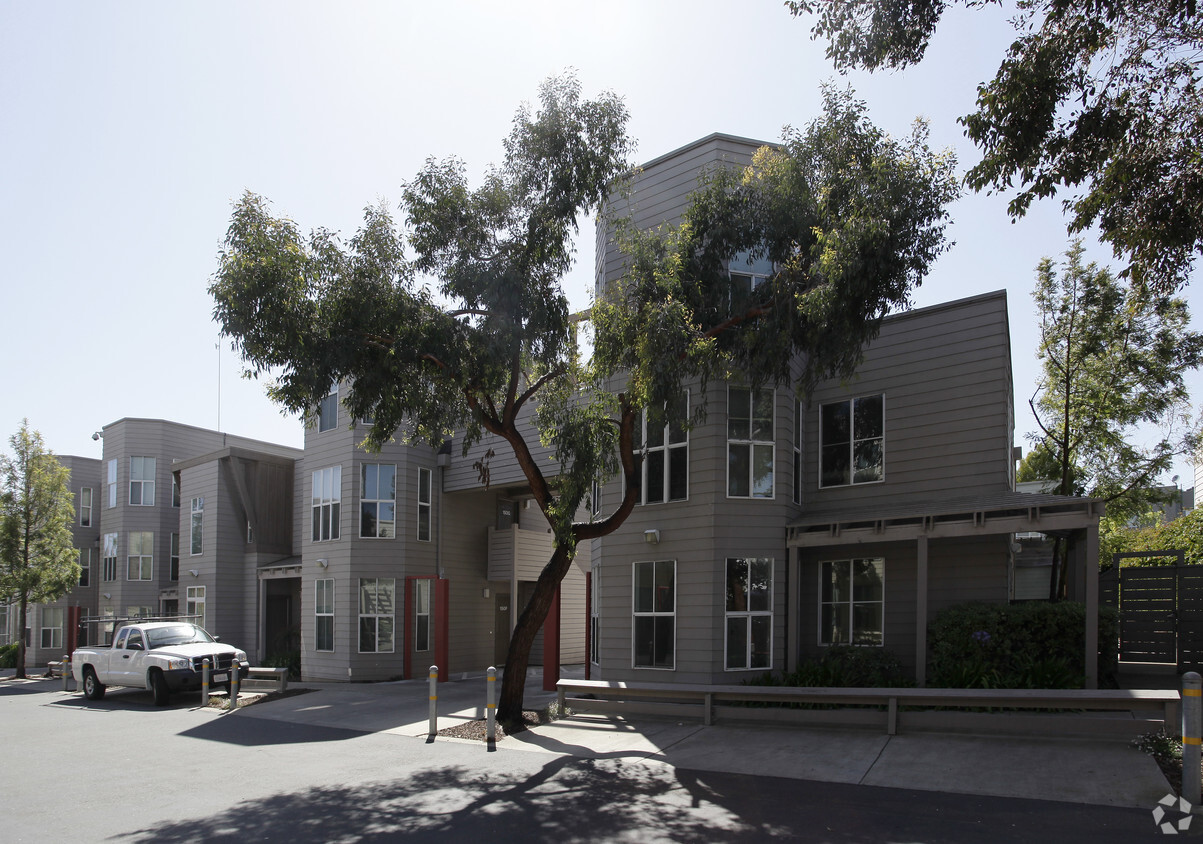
[311,466,342,542]
[413,578,432,652]
[818,557,885,647]
[819,394,886,488]
[792,402,803,505]
[129,456,156,506]
[635,391,689,505]
[80,487,93,527]
[724,557,774,671]
[102,533,117,582]
[726,386,775,499]
[417,467,432,542]
[590,560,600,665]
[359,463,397,539]
[358,577,395,654]
[170,532,179,581]
[126,531,153,581]
[317,382,338,433]
[186,586,206,630]
[79,547,92,587]
[106,459,117,509]
[40,607,63,650]
[190,497,204,555]
[631,559,676,670]
[315,578,334,652]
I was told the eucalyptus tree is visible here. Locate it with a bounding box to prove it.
[0,420,78,679]
[210,76,959,724]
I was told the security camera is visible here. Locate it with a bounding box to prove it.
[92,432,100,441]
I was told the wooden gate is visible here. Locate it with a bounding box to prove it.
[1101,553,1203,669]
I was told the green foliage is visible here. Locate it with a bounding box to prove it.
[262,650,301,680]
[1,420,79,678]
[750,645,914,689]
[1104,507,1203,569]
[928,601,1118,689]
[787,0,1203,294]
[0,643,16,669]
[1132,729,1182,766]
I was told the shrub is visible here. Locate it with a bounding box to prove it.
[927,601,1118,689]
[748,646,914,690]
[0,643,16,670]
[262,649,301,680]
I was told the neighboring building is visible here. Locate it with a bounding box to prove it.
[10,133,1104,687]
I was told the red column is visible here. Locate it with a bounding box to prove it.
[543,584,561,692]
[435,578,450,683]
[67,606,82,655]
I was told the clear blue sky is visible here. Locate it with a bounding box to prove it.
[3,1,1199,486]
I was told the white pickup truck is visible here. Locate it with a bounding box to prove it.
[72,622,249,706]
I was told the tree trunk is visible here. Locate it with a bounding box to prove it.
[497,542,575,725]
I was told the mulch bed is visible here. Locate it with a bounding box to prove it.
[437,710,545,742]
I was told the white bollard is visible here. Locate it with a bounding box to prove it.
[428,665,439,737]
[1184,672,1201,805]
[201,658,210,706]
[229,663,240,710]
[486,666,497,742]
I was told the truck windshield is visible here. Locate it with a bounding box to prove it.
[146,625,215,648]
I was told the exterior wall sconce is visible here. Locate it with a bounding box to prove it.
[644,529,660,545]
[102,593,111,600]
[482,587,490,599]
[189,569,199,578]
[317,559,328,568]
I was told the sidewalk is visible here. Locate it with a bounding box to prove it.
[233,668,1174,811]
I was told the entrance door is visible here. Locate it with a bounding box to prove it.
[494,592,511,667]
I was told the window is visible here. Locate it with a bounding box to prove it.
[358,578,395,653]
[170,533,179,581]
[129,456,155,505]
[728,251,773,310]
[820,394,884,487]
[186,586,206,630]
[312,467,342,542]
[414,579,431,652]
[101,607,114,645]
[0,604,9,646]
[792,402,803,505]
[315,578,334,651]
[360,464,396,538]
[127,531,153,580]
[590,561,600,665]
[80,487,93,527]
[635,392,688,504]
[190,497,204,555]
[79,548,92,587]
[172,475,180,508]
[40,607,63,650]
[318,382,338,432]
[107,459,117,508]
[820,558,884,646]
[417,468,432,542]
[727,387,774,498]
[247,521,254,544]
[632,560,675,669]
[102,533,117,582]
[725,558,773,670]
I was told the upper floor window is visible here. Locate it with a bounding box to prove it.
[129,457,156,506]
[360,464,396,538]
[318,382,338,432]
[80,487,93,526]
[170,533,179,581]
[728,251,773,311]
[172,475,180,508]
[312,466,342,542]
[635,392,688,505]
[819,394,884,488]
[79,548,92,587]
[417,468,432,542]
[792,402,803,505]
[190,497,204,555]
[107,459,117,508]
[727,387,774,498]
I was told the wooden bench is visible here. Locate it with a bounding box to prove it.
[243,666,289,693]
[557,679,1180,735]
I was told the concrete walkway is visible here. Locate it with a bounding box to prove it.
[230,668,1175,811]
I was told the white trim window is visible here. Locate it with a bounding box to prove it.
[819,394,885,487]
[725,557,773,670]
[107,459,117,509]
[190,497,204,555]
[318,382,338,432]
[170,533,179,581]
[727,387,774,498]
[40,607,63,650]
[417,468,432,542]
[635,392,689,504]
[172,475,181,508]
[358,578,395,653]
[315,578,334,652]
[127,531,153,581]
[312,467,342,542]
[79,548,92,587]
[102,533,118,582]
[632,560,675,669]
[129,456,156,506]
[590,560,600,665]
[187,586,206,630]
[728,250,773,310]
[413,578,432,652]
[792,402,803,505]
[819,558,885,646]
[0,604,9,646]
[360,464,396,538]
[80,487,93,527]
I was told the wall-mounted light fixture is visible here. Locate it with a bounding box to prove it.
[102,593,111,600]
[482,587,490,599]
[317,558,329,569]
[644,529,660,545]
[189,569,199,578]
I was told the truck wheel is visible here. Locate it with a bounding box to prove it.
[150,670,170,707]
[82,667,106,701]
